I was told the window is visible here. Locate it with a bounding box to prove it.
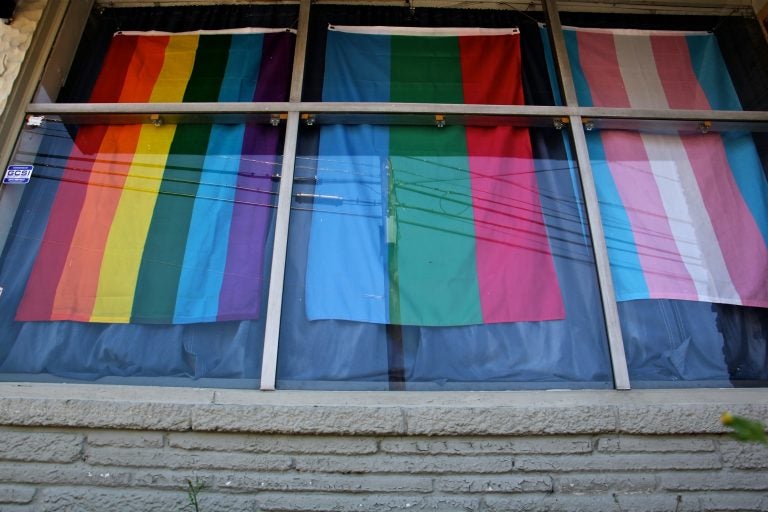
[0,0,765,390]
[0,4,298,386]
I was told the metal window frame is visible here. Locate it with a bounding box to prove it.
[2,0,767,391]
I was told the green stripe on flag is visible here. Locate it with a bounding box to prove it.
[132,35,231,322]
[388,35,482,325]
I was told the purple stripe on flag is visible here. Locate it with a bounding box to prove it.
[217,32,294,320]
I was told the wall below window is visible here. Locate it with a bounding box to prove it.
[0,384,767,511]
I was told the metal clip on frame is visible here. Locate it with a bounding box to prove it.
[270,113,288,127]
[553,117,569,130]
[302,113,316,126]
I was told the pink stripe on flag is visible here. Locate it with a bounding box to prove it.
[650,35,711,110]
[466,128,565,322]
[576,31,630,107]
[681,134,768,307]
[577,30,697,297]
[601,131,698,298]
[459,34,563,322]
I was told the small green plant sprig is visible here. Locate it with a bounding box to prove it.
[183,477,205,512]
[721,411,767,445]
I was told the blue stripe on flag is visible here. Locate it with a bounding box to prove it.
[306,125,391,323]
[586,132,650,301]
[174,35,263,322]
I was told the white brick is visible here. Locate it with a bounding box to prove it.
[84,446,292,471]
[168,433,377,454]
[404,405,616,435]
[660,471,768,491]
[678,492,768,511]
[484,494,618,512]
[515,452,722,472]
[555,473,657,493]
[87,431,163,449]
[380,437,592,455]
[0,431,82,463]
[597,435,715,453]
[435,476,552,493]
[617,404,768,434]
[293,454,513,474]
[38,489,250,512]
[0,485,35,504]
[720,440,768,469]
[0,398,192,431]
[131,471,216,490]
[191,404,406,434]
[616,494,684,512]
[0,463,131,487]
[218,473,433,493]
[251,493,479,512]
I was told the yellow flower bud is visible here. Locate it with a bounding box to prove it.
[721,411,734,425]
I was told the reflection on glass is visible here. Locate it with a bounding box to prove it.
[277,24,611,390]
[0,119,282,384]
[278,124,612,390]
[586,125,768,386]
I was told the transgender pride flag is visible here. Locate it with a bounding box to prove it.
[16,29,294,324]
[564,27,768,307]
[305,26,565,326]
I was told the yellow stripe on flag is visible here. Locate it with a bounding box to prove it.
[90,35,199,322]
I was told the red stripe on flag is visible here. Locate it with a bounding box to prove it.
[16,36,169,321]
[16,36,140,321]
[460,35,564,322]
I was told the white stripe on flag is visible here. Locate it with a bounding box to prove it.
[641,133,742,305]
[613,33,668,110]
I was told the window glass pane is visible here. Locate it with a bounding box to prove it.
[555,15,768,111]
[0,116,283,386]
[278,116,612,390]
[585,124,768,387]
[301,5,555,106]
[34,4,298,104]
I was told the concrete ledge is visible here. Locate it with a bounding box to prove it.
[0,383,766,435]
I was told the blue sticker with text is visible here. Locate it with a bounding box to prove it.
[3,165,33,184]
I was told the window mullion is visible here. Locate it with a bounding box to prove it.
[543,0,631,390]
[260,0,312,391]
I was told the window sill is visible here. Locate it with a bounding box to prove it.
[0,382,765,436]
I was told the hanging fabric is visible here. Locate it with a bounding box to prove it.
[16,29,295,324]
[562,26,768,309]
[305,26,565,326]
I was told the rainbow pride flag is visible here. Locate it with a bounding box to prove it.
[563,27,768,307]
[305,26,565,326]
[16,29,295,324]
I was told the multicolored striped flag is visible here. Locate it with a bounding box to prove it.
[305,26,565,326]
[563,27,768,307]
[16,29,295,324]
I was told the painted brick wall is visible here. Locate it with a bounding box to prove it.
[0,386,767,512]
[0,427,767,511]
[0,0,46,114]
